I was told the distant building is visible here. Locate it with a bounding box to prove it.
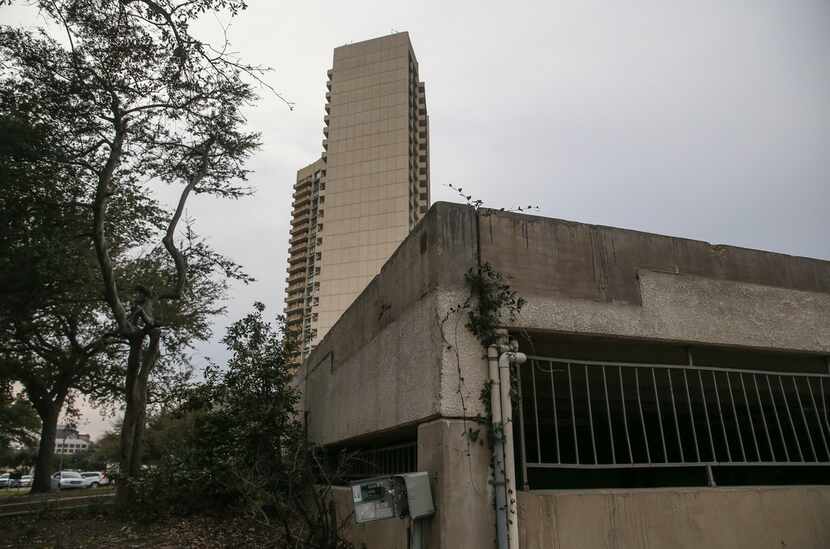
[284,32,430,360]
[54,426,91,454]
[285,159,327,359]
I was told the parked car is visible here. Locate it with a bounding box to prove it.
[50,471,85,490]
[0,473,9,489]
[80,471,108,488]
[10,475,32,488]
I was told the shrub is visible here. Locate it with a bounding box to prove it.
[128,303,351,548]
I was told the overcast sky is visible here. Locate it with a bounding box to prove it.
[7,1,830,438]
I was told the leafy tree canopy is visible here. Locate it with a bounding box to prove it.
[0,0,269,497]
[0,382,40,450]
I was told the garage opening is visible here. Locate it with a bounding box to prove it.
[514,333,830,490]
[324,426,418,484]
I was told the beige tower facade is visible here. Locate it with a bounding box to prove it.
[284,159,326,359]
[284,32,429,360]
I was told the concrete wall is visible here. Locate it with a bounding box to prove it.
[479,209,830,304]
[478,208,830,354]
[328,419,494,549]
[301,203,477,445]
[517,269,830,353]
[301,203,830,446]
[304,291,442,445]
[519,486,830,549]
[435,288,492,420]
[417,419,495,549]
[297,203,830,549]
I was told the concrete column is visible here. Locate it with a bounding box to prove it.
[417,418,495,549]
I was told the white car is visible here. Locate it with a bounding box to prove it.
[0,473,9,489]
[11,475,32,488]
[50,471,85,490]
[80,471,108,488]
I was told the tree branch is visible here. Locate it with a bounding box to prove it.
[160,137,214,300]
[93,111,135,335]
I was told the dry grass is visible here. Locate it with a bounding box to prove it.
[0,507,280,548]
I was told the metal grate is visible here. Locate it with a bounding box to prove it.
[340,442,418,480]
[517,356,830,480]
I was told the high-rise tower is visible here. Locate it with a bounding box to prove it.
[284,32,430,359]
[284,159,326,358]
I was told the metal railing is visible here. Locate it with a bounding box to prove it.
[339,442,417,480]
[516,356,830,482]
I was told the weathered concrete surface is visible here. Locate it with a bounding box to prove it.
[480,208,830,354]
[328,419,496,549]
[436,288,491,419]
[331,486,409,549]
[306,202,477,370]
[479,209,830,305]
[299,203,830,445]
[519,486,830,549]
[304,291,443,446]
[295,202,830,549]
[516,269,830,353]
[300,203,479,445]
[303,288,491,446]
[417,419,495,549]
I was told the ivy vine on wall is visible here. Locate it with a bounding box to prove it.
[437,190,532,451]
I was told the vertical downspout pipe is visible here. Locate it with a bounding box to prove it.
[499,347,527,549]
[488,345,509,549]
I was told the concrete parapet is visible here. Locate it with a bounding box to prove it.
[519,485,830,549]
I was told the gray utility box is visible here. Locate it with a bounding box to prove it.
[350,472,435,524]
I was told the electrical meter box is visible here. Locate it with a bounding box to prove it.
[350,472,434,524]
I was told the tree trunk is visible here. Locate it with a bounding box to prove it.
[31,397,65,494]
[115,329,161,506]
[116,334,144,506]
[128,384,148,475]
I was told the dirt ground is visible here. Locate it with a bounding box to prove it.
[0,507,279,548]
